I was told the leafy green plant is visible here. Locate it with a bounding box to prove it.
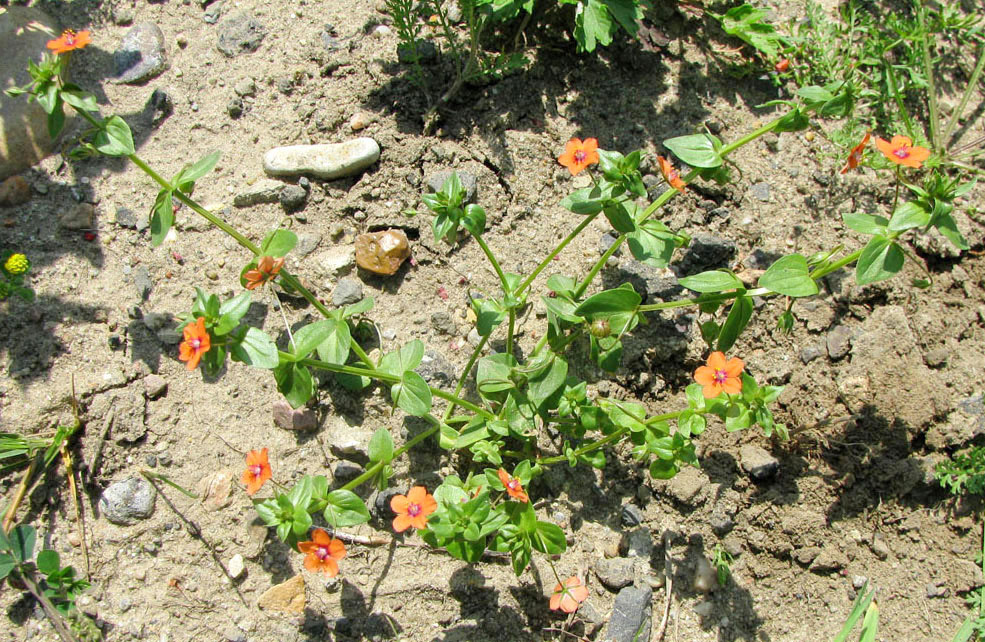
[712,544,733,587]
[0,251,35,302]
[833,582,878,642]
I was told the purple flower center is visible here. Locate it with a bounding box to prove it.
[249,464,262,478]
[316,545,330,560]
[407,503,421,517]
[714,369,728,384]
[893,147,910,159]
[574,151,586,163]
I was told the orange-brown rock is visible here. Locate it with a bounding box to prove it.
[257,574,305,614]
[354,229,410,276]
[0,176,31,207]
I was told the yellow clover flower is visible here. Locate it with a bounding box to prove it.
[4,253,29,275]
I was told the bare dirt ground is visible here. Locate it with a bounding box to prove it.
[2,0,985,641]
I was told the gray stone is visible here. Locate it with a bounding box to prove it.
[332,277,364,307]
[99,477,157,525]
[621,504,644,527]
[144,374,168,399]
[739,444,779,482]
[295,233,321,257]
[0,7,67,181]
[324,417,374,462]
[116,207,138,229]
[870,534,890,560]
[279,184,307,212]
[426,170,477,203]
[800,344,824,364]
[613,261,681,303]
[134,266,153,300]
[692,556,718,593]
[924,347,949,368]
[226,97,244,119]
[749,182,771,202]
[317,246,355,278]
[595,558,635,591]
[271,400,318,431]
[810,544,848,573]
[373,488,401,519]
[418,350,455,386]
[619,528,653,559]
[203,1,224,24]
[678,234,736,275]
[826,325,853,360]
[59,203,95,230]
[263,139,381,180]
[333,462,363,485]
[112,5,136,25]
[234,179,284,207]
[604,585,652,642]
[599,232,622,256]
[234,78,256,97]
[662,466,705,506]
[147,87,174,123]
[227,554,245,579]
[216,12,266,57]
[113,23,169,84]
[431,311,458,336]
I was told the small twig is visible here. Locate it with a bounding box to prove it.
[19,570,79,642]
[654,531,674,642]
[541,627,590,641]
[61,446,89,577]
[2,456,38,534]
[86,411,114,481]
[329,531,391,547]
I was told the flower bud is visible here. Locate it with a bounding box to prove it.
[589,318,611,338]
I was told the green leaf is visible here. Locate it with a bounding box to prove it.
[379,339,425,376]
[462,204,486,236]
[602,200,637,234]
[343,297,374,318]
[774,107,809,133]
[574,0,615,52]
[260,229,298,257]
[274,362,314,408]
[678,270,743,293]
[560,186,606,215]
[855,236,904,286]
[314,319,351,366]
[717,294,753,352]
[533,521,567,554]
[649,459,678,480]
[716,4,782,57]
[5,525,35,563]
[174,151,221,193]
[440,172,464,206]
[293,319,336,360]
[758,254,818,297]
[60,88,98,113]
[842,212,889,235]
[36,550,60,575]
[527,355,568,410]
[392,371,432,416]
[935,212,969,250]
[215,292,251,335]
[230,327,279,369]
[663,134,723,169]
[94,115,135,157]
[150,188,174,248]
[602,0,643,37]
[0,552,15,580]
[796,85,835,105]
[888,201,931,232]
[474,298,506,337]
[574,286,641,318]
[627,219,677,268]
[477,353,516,396]
[368,428,394,464]
[323,490,371,528]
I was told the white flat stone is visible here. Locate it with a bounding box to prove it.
[263,138,380,180]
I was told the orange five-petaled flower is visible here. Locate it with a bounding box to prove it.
[498,468,529,503]
[298,528,346,576]
[241,448,272,495]
[557,137,600,176]
[178,316,211,371]
[244,256,285,290]
[840,131,871,174]
[694,351,744,399]
[875,135,930,169]
[390,486,438,533]
[658,155,686,190]
[47,30,91,54]
[550,576,589,613]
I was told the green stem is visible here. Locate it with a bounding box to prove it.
[515,210,601,296]
[472,233,509,294]
[537,408,686,466]
[943,43,985,144]
[506,309,515,356]
[917,1,941,151]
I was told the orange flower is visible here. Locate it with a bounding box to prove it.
[497,468,529,503]
[840,131,871,174]
[774,58,790,73]
[693,351,744,399]
[874,135,930,169]
[557,138,599,176]
[657,155,686,190]
[549,576,589,613]
[298,528,346,576]
[241,448,272,495]
[178,317,211,371]
[47,30,91,54]
[244,256,284,290]
[390,486,437,533]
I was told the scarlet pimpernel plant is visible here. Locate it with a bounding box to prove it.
[7,24,974,613]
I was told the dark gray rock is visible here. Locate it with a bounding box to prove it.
[134,266,152,300]
[217,12,266,57]
[619,528,653,559]
[678,234,736,275]
[599,232,622,256]
[431,311,458,336]
[332,277,364,307]
[147,88,174,123]
[279,184,307,212]
[116,207,138,229]
[605,585,653,642]
[739,444,779,482]
[295,233,321,257]
[114,23,169,84]
[426,170,477,203]
[611,260,681,303]
[595,558,635,591]
[226,97,244,119]
[203,1,224,24]
[99,477,156,524]
[373,488,401,520]
[749,182,771,202]
[397,39,438,64]
[826,325,853,360]
[418,350,455,386]
[620,504,644,527]
[332,462,363,485]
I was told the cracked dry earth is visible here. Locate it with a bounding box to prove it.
[2,0,985,641]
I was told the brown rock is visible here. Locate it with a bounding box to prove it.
[257,574,305,614]
[197,469,235,511]
[59,203,95,230]
[354,229,410,275]
[0,176,31,207]
[271,399,318,431]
